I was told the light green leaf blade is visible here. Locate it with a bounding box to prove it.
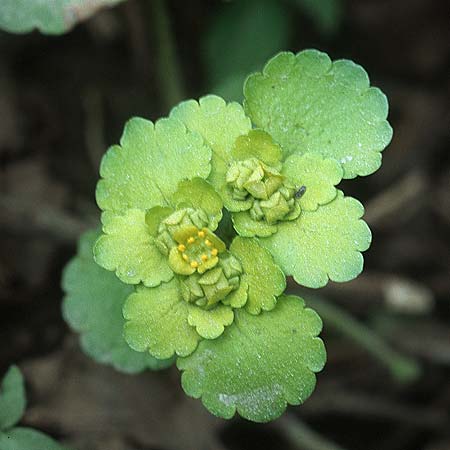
[94,209,173,287]
[178,295,326,422]
[169,95,251,188]
[123,279,201,359]
[172,178,223,229]
[204,0,291,102]
[62,229,173,373]
[283,152,343,211]
[0,366,25,430]
[187,304,234,340]
[244,50,393,178]
[260,191,371,288]
[230,237,285,314]
[224,279,249,309]
[96,116,211,214]
[0,427,68,450]
[232,211,278,237]
[0,0,124,35]
[170,95,251,165]
[232,129,283,167]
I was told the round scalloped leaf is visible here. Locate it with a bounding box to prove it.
[94,209,173,287]
[0,366,25,430]
[172,178,223,229]
[187,304,234,339]
[0,0,124,35]
[123,279,201,360]
[260,191,371,288]
[232,211,278,237]
[96,116,211,214]
[231,129,283,167]
[230,237,285,314]
[62,229,173,373]
[177,295,326,422]
[221,188,254,213]
[223,279,249,308]
[170,95,252,187]
[244,50,393,178]
[283,152,343,211]
[170,95,251,165]
[0,427,68,450]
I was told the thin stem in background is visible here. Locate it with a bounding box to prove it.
[308,295,421,383]
[276,414,348,450]
[151,0,184,110]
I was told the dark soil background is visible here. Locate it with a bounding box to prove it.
[0,0,449,449]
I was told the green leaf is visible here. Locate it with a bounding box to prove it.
[205,0,291,102]
[0,0,124,35]
[282,152,343,211]
[0,366,25,430]
[123,279,201,359]
[0,427,68,450]
[62,229,173,373]
[232,211,278,237]
[187,304,234,340]
[178,295,326,422]
[232,129,283,167]
[169,95,251,187]
[244,50,393,178]
[172,178,223,229]
[170,96,251,165]
[96,116,211,214]
[224,279,249,309]
[94,209,173,287]
[230,237,285,314]
[260,191,371,288]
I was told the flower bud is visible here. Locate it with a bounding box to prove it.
[180,253,243,309]
[226,158,300,224]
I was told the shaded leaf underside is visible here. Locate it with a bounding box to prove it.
[63,229,173,373]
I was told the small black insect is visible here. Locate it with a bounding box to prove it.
[294,185,307,199]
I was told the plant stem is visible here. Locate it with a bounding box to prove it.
[277,414,348,450]
[152,0,184,109]
[308,295,421,383]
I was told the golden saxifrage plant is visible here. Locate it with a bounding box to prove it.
[62,49,392,422]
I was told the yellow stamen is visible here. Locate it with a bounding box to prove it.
[177,244,186,252]
[190,261,199,268]
[205,239,212,247]
[182,253,189,261]
[187,236,195,244]
[198,230,206,238]
[211,248,218,256]
[201,254,208,262]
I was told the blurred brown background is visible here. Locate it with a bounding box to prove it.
[0,0,449,449]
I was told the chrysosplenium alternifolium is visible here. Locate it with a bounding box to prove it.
[62,50,392,422]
